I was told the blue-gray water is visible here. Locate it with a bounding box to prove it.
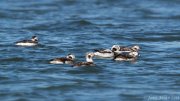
[0,0,180,101]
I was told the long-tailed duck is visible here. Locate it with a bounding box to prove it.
[94,48,114,58]
[111,45,140,54]
[73,52,95,67]
[50,54,75,64]
[15,36,38,46]
[113,51,139,61]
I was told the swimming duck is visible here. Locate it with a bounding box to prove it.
[15,36,38,46]
[113,51,139,61]
[111,45,140,54]
[50,54,75,64]
[73,52,95,67]
[94,48,114,58]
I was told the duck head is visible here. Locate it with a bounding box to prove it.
[131,45,140,52]
[111,45,120,52]
[86,52,95,62]
[31,36,38,42]
[66,54,76,60]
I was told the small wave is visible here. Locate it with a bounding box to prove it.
[0,76,9,80]
[61,0,77,5]
[134,8,157,16]
[0,11,9,19]
[36,84,77,91]
[69,20,94,26]
[0,57,25,62]
[134,35,180,42]
[67,66,102,74]
[23,21,61,31]
[142,15,180,20]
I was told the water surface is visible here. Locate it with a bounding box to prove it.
[0,0,180,101]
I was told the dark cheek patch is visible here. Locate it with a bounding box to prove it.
[69,56,72,59]
[88,55,91,58]
[112,48,117,52]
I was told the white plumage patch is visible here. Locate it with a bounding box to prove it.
[16,42,37,46]
[49,60,64,64]
[114,58,134,61]
[94,52,114,58]
[114,58,126,61]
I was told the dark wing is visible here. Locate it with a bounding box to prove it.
[73,62,84,67]
[114,52,133,59]
[94,49,112,53]
[113,54,127,60]
[73,62,94,67]
[50,57,71,63]
[16,40,29,43]
[119,47,131,51]
[86,62,95,66]
[16,40,37,43]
